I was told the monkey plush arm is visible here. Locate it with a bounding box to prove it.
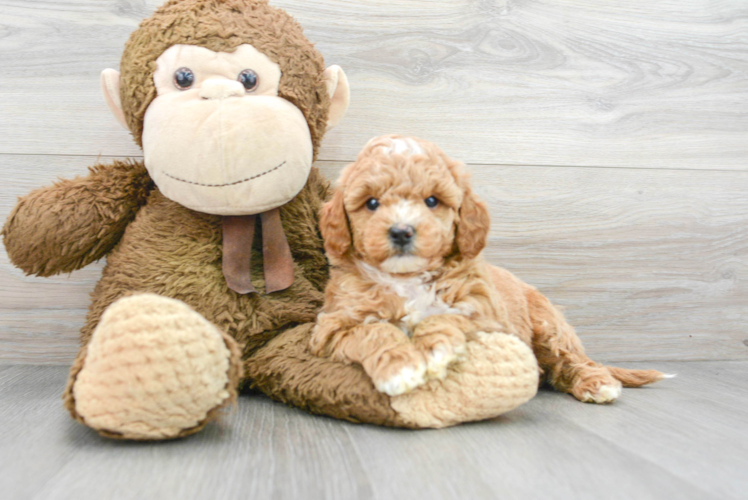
[2,159,152,276]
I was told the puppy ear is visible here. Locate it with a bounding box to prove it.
[456,187,490,260]
[319,187,351,261]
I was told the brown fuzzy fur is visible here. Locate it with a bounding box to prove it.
[246,323,406,426]
[3,159,153,277]
[120,0,330,157]
[314,135,666,402]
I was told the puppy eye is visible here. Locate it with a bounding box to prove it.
[174,67,195,90]
[365,198,380,211]
[424,196,439,208]
[238,69,259,92]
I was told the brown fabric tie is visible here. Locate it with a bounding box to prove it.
[221,208,295,294]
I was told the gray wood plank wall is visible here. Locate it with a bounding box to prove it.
[1,0,746,364]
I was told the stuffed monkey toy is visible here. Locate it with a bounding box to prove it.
[2,0,540,439]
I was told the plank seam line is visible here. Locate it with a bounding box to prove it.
[0,153,745,174]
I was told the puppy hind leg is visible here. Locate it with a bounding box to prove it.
[526,288,665,404]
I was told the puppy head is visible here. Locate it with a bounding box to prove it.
[320,135,490,274]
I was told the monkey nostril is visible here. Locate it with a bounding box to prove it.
[389,225,415,247]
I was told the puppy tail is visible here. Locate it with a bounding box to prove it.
[606,366,675,388]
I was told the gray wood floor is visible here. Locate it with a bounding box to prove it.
[1,361,746,500]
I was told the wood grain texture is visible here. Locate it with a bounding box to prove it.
[1,155,746,364]
[1,0,746,364]
[1,362,746,500]
[0,0,747,168]
[539,361,748,500]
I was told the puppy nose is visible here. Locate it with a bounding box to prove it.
[199,79,245,100]
[389,224,415,247]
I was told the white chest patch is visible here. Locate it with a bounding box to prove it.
[358,263,471,335]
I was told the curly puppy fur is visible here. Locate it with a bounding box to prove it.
[313,135,667,402]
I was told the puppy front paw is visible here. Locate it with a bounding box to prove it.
[366,345,427,396]
[413,332,467,381]
[423,343,466,381]
[376,364,428,396]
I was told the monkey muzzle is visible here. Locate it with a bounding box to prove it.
[143,93,313,216]
[142,92,314,294]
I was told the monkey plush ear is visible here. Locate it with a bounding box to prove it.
[100,69,128,130]
[322,65,350,131]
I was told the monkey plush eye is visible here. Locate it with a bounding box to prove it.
[173,67,195,90]
[365,198,380,211]
[424,196,439,208]
[238,69,259,92]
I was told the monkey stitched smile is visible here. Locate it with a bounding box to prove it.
[162,161,287,187]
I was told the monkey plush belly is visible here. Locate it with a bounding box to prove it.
[79,187,327,358]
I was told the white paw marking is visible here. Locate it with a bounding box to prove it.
[376,363,427,396]
[425,347,455,380]
[453,343,467,358]
[582,383,622,404]
[662,373,677,379]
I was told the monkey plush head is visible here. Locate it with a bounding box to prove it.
[101,0,349,216]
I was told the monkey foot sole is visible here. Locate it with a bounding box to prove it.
[70,294,237,440]
[390,332,539,428]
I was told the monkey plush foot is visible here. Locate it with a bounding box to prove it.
[67,294,242,440]
[247,325,539,429]
[389,332,539,428]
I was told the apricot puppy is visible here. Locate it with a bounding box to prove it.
[312,135,668,400]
